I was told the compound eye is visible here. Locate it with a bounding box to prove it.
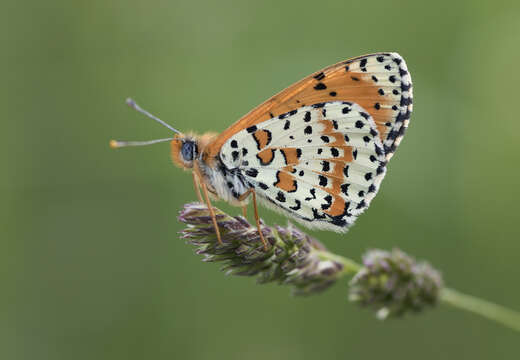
[181,141,194,161]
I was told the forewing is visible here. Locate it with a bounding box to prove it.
[220,102,386,231]
[207,52,412,161]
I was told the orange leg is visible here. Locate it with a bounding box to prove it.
[192,172,203,203]
[200,182,223,245]
[239,189,268,251]
[242,205,247,219]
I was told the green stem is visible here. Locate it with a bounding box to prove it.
[440,288,520,332]
[315,251,361,276]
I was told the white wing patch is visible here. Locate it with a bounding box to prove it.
[220,101,387,232]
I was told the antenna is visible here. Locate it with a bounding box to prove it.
[109,138,174,149]
[109,98,181,149]
[125,98,181,134]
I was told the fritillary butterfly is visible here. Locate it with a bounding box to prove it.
[111,53,413,249]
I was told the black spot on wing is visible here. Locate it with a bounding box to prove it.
[276,191,286,203]
[318,175,328,187]
[314,72,325,81]
[330,216,347,227]
[305,188,316,201]
[356,200,366,210]
[321,160,330,172]
[321,195,333,210]
[401,83,411,92]
[400,97,412,106]
[232,151,239,162]
[312,208,326,220]
[245,168,258,178]
[258,182,268,190]
[289,199,301,211]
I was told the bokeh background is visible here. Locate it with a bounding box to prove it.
[4,0,520,359]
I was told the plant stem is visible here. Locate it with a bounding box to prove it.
[315,251,361,276]
[440,288,520,332]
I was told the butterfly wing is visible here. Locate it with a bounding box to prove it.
[220,101,386,231]
[206,52,413,162]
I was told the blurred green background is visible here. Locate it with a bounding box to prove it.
[4,0,520,359]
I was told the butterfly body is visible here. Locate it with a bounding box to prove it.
[113,52,413,247]
[170,133,253,207]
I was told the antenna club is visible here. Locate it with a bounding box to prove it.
[126,98,136,107]
[109,139,120,149]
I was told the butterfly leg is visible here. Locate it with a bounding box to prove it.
[200,181,223,245]
[192,172,203,203]
[242,205,247,219]
[239,189,268,251]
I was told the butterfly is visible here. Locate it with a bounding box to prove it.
[111,52,413,250]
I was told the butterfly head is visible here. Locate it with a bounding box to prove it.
[170,135,198,169]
